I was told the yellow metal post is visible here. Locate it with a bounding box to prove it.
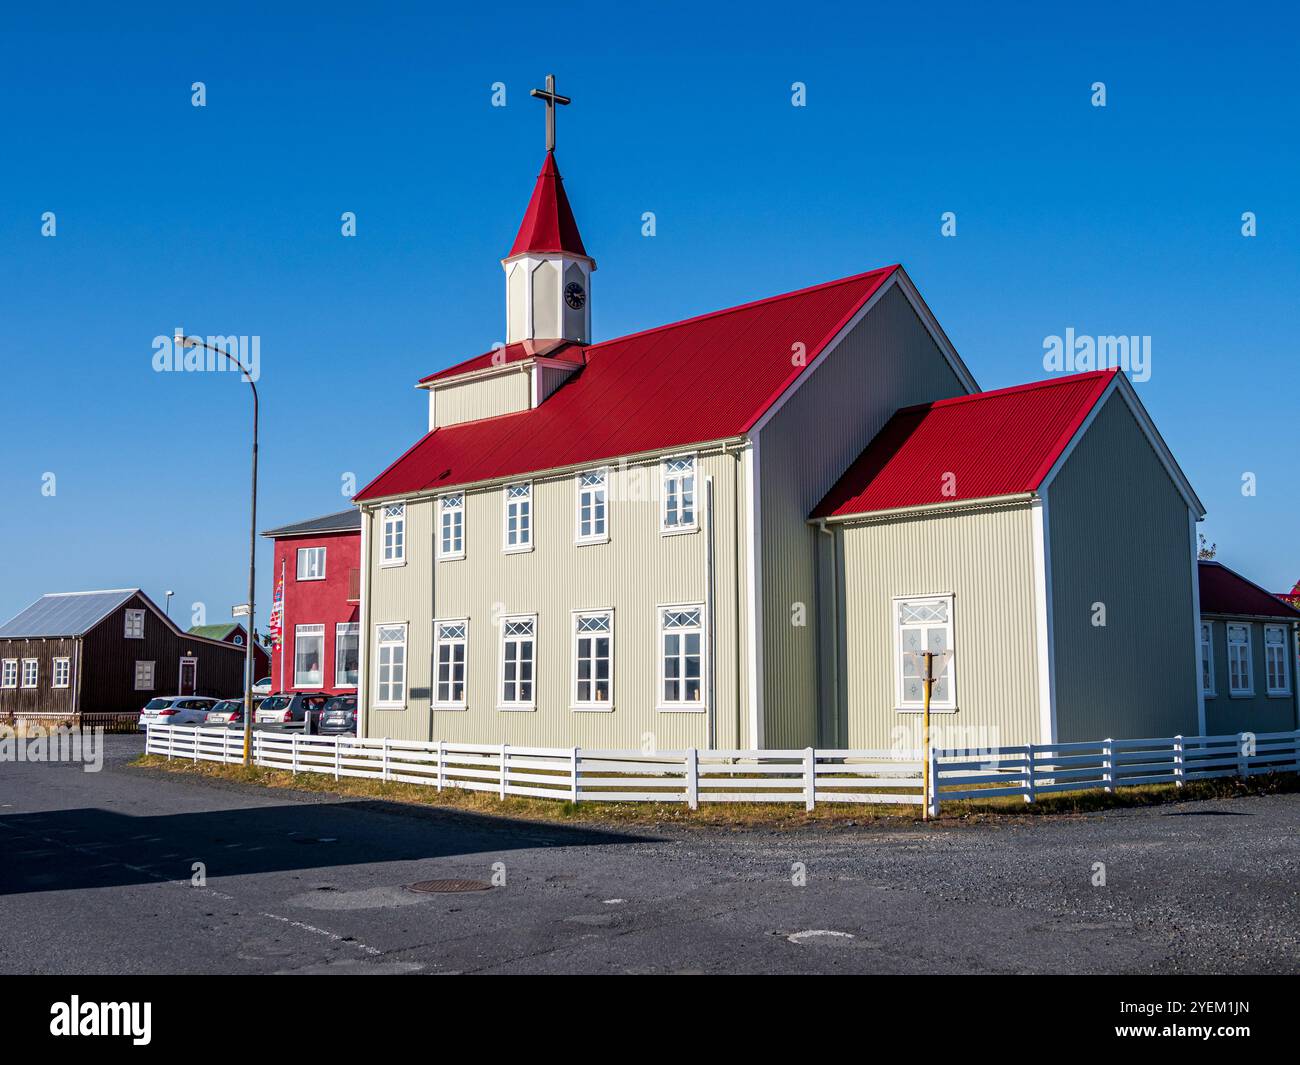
[921,651,933,822]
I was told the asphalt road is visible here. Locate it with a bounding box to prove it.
[1,734,1297,974]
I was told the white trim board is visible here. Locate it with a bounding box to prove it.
[1030,497,1058,745]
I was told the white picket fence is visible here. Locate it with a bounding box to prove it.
[931,730,1300,814]
[145,726,924,808]
[145,725,1300,814]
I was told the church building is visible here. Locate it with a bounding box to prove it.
[353,77,1211,752]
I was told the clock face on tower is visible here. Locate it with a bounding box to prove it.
[564,281,587,310]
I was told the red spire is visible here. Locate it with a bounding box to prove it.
[508,152,589,259]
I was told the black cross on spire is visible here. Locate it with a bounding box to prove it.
[529,73,570,153]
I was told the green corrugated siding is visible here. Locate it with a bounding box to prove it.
[1203,617,1300,734]
[434,371,530,428]
[835,503,1041,750]
[362,449,750,750]
[758,284,968,747]
[1048,392,1199,741]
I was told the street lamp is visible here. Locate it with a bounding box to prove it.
[164,590,174,617]
[174,331,259,765]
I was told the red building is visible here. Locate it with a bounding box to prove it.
[261,509,361,695]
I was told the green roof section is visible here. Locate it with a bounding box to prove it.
[187,623,239,641]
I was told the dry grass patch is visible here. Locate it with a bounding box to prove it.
[131,754,1299,829]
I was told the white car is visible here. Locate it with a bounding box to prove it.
[252,677,273,696]
[138,696,220,731]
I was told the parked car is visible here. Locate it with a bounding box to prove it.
[254,692,329,730]
[138,696,220,730]
[317,694,358,736]
[204,699,248,727]
[252,677,273,696]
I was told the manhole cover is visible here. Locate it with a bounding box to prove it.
[405,879,493,894]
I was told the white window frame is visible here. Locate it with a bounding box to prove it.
[572,609,614,711]
[381,503,406,567]
[134,660,156,692]
[575,468,610,545]
[503,482,533,553]
[1200,621,1216,698]
[20,658,38,688]
[433,618,469,709]
[498,613,537,711]
[374,623,408,709]
[335,622,360,688]
[1227,623,1253,697]
[892,594,957,713]
[293,623,326,688]
[657,603,706,712]
[1,659,18,689]
[1264,624,1291,697]
[438,493,465,561]
[52,657,71,689]
[124,608,145,639]
[297,546,327,581]
[660,454,698,534]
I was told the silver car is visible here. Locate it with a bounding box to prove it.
[138,696,220,731]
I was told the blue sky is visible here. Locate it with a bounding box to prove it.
[1,1,1296,629]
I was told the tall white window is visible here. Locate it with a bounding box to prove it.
[134,660,155,691]
[894,596,956,710]
[381,504,406,565]
[124,608,145,639]
[1200,622,1216,697]
[434,620,468,707]
[659,606,704,708]
[52,657,70,688]
[499,615,536,708]
[294,624,325,687]
[504,483,532,552]
[1227,624,1253,696]
[661,456,696,532]
[576,469,608,543]
[439,494,465,560]
[297,547,326,580]
[573,611,613,709]
[335,622,359,687]
[1,659,17,688]
[1264,625,1291,696]
[20,659,38,688]
[375,624,407,707]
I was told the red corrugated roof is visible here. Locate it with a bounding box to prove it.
[508,152,589,259]
[1200,561,1300,620]
[812,371,1116,518]
[356,266,899,501]
[419,340,582,385]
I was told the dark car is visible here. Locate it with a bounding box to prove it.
[317,694,358,736]
[254,692,330,731]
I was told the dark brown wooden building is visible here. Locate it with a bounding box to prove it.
[0,588,249,721]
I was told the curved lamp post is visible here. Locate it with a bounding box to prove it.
[174,332,259,765]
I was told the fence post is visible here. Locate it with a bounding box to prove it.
[1173,735,1184,787]
[803,747,816,811]
[686,748,699,810]
[1024,743,1036,804]
[334,737,341,781]
[500,743,508,800]
[291,733,298,776]
[193,729,198,763]
[382,737,390,782]
[927,745,940,818]
[222,728,229,765]
[168,726,174,760]
[1102,738,1114,793]
[1237,732,1247,780]
[1293,729,1300,775]
[436,740,445,792]
[570,747,579,803]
